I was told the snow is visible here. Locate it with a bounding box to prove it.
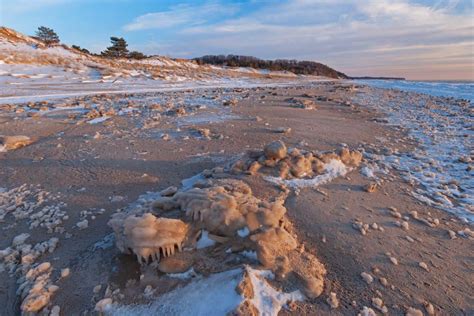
[181,173,205,191]
[87,116,110,124]
[167,268,198,279]
[246,266,305,316]
[237,227,250,237]
[107,269,244,316]
[265,159,350,190]
[107,266,306,316]
[354,81,473,221]
[196,230,216,249]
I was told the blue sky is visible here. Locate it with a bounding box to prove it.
[1,0,473,79]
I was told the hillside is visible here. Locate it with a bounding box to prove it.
[194,55,347,79]
[0,27,342,101]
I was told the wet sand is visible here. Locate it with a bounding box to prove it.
[0,81,472,315]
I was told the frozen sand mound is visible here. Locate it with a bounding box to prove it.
[104,141,362,314]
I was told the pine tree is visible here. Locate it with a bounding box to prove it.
[101,37,129,58]
[35,26,60,46]
[128,51,147,60]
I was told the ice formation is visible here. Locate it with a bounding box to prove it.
[109,213,189,264]
[230,142,362,189]
[0,135,32,152]
[106,141,360,313]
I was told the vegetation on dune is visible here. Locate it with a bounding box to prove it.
[34,26,60,46]
[194,54,347,79]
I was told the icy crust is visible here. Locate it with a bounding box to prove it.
[353,87,473,221]
[106,141,362,314]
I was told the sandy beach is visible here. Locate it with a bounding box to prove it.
[1,80,472,315]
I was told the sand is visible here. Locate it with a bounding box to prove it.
[0,81,472,315]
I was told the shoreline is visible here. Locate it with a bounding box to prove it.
[0,80,472,315]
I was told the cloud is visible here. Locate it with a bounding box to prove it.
[126,0,474,79]
[123,2,239,31]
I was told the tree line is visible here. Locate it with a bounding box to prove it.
[194,55,347,79]
[33,26,147,60]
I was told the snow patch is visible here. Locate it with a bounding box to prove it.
[246,266,305,316]
[265,159,350,190]
[196,230,216,249]
[107,269,244,316]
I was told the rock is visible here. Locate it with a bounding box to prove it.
[197,128,211,138]
[424,302,435,315]
[160,186,178,197]
[60,268,70,278]
[406,307,423,316]
[50,305,60,316]
[327,292,339,309]
[364,183,378,193]
[274,127,291,134]
[361,272,374,284]
[372,297,388,313]
[12,233,30,246]
[358,306,377,316]
[418,262,429,271]
[223,99,238,106]
[301,275,324,298]
[93,285,102,294]
[158,254,193,274]
[76,219,88,230]
[264,140,287,160]
[95,298,113,312]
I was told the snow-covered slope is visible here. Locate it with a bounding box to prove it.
[0,27,321,101]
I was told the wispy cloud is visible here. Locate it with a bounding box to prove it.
[123,2,239,31]
[125,0,474,79]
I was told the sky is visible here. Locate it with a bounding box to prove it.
[1,0,473,80]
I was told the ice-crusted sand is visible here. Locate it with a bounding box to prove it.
[0,78,472,315]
